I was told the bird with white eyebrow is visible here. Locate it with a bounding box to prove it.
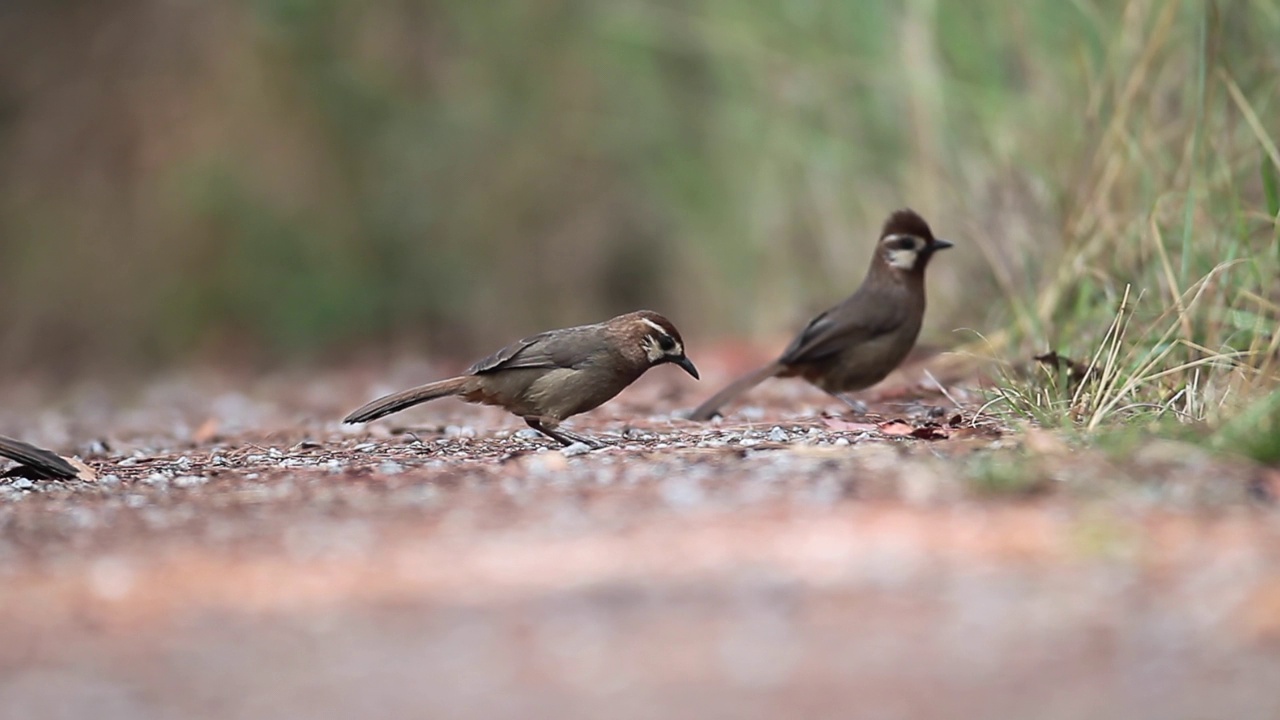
[689,209,953,420]
[345,310,699,448]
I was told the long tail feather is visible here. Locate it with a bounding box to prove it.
[687,363,781,421]
[343,376,472,423]
[0,435,78,480]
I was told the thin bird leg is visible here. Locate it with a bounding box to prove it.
[827,392,869,416]
[524,417,604,449]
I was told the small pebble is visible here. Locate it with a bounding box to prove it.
[515,429,543,440]
[9,478,34,491]
[379,461,405,475]
[173,475,207,488]
[768,427,789,443]
[99,474,121,486]
[560,442,594,457]
[834,437,851,447]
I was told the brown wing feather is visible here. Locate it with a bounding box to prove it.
[779,294,906,366]
[468,324,611,374]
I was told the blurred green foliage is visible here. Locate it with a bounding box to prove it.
[0,0,1276,375]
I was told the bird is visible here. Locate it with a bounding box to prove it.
[344,310,699,448]
[0,435,79,480]
[688,208,952,421]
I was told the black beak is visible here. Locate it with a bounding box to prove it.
[672,355,700,379]
[931,238,954,250]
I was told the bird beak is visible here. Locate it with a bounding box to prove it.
[672,355,700,379]
[932,238,954,250]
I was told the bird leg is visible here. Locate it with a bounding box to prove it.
[524,417,604,449]
[829,392,869,416]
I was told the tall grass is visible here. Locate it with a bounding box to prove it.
[0,0,1276,430]
[979,1,1280,440]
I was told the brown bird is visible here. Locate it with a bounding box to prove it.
[344,310,699,448]
[689,209,952,421]
[0,435,78,480]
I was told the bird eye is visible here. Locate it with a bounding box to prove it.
[885,235,922,251]
[657,333,677,351]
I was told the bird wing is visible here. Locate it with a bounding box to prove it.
[778,297,907,366]
[468,324,607,374]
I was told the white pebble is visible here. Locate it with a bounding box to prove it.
[173,475,207,488]
[560,442,594,457]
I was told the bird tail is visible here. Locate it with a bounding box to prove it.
[343,376,473,424]
[687,363,782,421]
[0,435,78,480]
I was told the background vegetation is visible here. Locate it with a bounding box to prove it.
[1,1,1277,436]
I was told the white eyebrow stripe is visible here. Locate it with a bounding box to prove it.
[639,318,670,336]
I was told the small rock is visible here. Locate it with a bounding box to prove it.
[445,425,476,438]
[768,427,789,443]
[560,442,594,457]
[833,437,851,447]
[173,475,206,488]
[379,461,405,475]
[9,478,34,491]
[515,429,544,440]
[100,474,121,486]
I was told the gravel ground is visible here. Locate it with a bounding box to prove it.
[1,353,1279,719]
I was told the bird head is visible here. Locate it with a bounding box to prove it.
[875,209,953,275]
[626,311,699,379]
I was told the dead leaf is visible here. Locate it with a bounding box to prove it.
[193,417,221,444]
[67,456,98,482]
[877,421,916,437]
[909,424,951,441]
[948,426,1002,441]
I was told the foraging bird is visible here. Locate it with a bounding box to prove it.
[0,435,78,480]
[344,310,699,448]
[689,209,952,421]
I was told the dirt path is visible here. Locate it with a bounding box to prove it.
[2,361,1278,719]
